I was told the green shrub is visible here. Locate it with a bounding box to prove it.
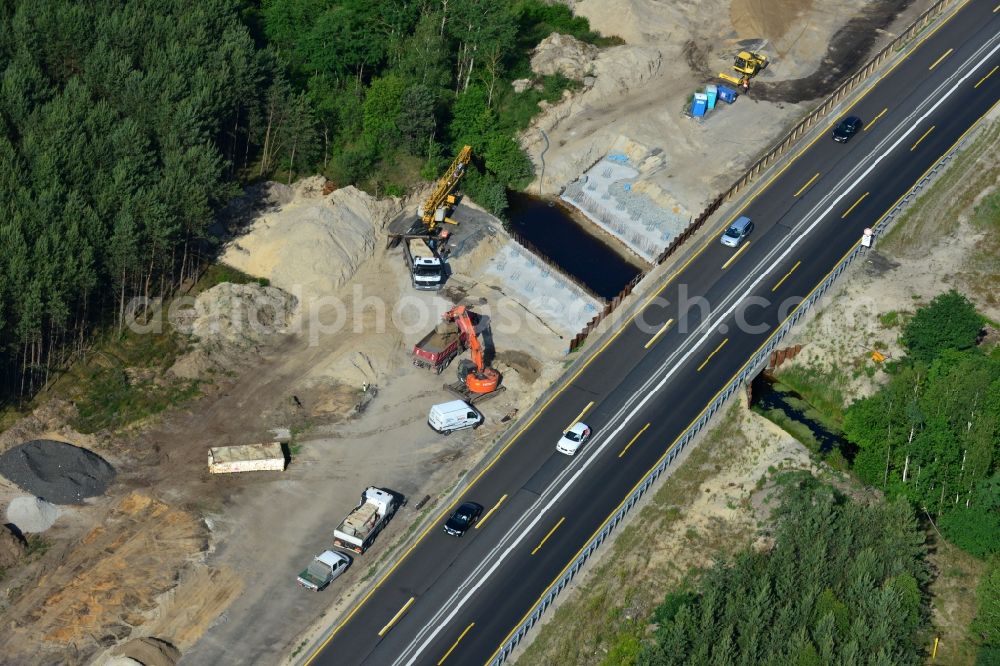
[900,290,983,362]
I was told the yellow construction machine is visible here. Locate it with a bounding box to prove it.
[419,145,472,232]
[718,50,768,85]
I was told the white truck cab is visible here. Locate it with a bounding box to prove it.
[406,238,445,290]
[428,400,482,434]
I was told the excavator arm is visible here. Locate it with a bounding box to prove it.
[446,306,483,372]
[443,305,500,395]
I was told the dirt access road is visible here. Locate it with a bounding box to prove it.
[0,0,946,663]
[126,239,567,666]
[527,0,930,211]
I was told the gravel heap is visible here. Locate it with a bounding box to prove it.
[0,440,116,505]
[6,496,60,532]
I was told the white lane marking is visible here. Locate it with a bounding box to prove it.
[395,36,1000,666]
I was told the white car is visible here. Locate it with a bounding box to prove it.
[556,422,592,456]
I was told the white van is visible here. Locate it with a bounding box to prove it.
[428,400,483,434]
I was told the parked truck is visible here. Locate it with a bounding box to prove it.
[404,237,445,290]
[333,486,400,554]
[296,550,350,591]
[412,320,468,373]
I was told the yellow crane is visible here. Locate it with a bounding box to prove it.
[419,145,472,232]
[718,51,768,85]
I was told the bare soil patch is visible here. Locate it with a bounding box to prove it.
[0,0,960,661]
[0,492,208,664]
[527,0,933,213]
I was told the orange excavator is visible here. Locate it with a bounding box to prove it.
[443,305,502,399]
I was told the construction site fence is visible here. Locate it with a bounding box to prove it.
[564,0,955,354]
[491,118,976,665]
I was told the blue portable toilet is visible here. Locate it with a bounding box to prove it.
[717,85,738,104]
[705,84,718,110]
[692,93,708,117]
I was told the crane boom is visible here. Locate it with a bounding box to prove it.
[421,145,472,231]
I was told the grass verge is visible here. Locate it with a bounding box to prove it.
[517,407,756,666]
[926,535,987,666]
[879,119,999,260]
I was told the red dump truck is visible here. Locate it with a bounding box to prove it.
[412,320,469,374]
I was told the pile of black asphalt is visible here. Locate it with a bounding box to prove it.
[0,439,116,505]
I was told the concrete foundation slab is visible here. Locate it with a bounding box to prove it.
[561,155,691,262]
[482,243,602,338]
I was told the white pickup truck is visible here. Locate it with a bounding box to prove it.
[297,550,350,591]
[332,487,400,553]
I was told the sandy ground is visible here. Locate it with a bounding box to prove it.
[0,179,570,665]
[527,0,929,215]
[0,0,953,663]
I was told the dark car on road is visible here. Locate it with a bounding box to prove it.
[832,116,863,143]
[444,501,483,537]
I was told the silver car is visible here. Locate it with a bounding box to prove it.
[720,216,754,248]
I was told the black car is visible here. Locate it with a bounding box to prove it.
[832,116,863,143]
[443,501,483,537]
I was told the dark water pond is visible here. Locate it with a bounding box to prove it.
[506,191,641,300]
[751,372,857,461]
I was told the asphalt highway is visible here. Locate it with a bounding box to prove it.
[304,2,1000,664]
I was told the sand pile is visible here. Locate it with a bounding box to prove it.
[221,181,294,226]
[0,440,115,504]
[531,33,598,80]
[221,179,402,301]
[574,0,729,46]
[6,496,60,532]
[170,282,297,379]
[111,637,181,666]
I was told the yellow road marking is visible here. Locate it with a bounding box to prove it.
[975,65,998,88]
[564,401,594,431]
[305,6,978,662]
[619,423,651,458]
[841,192,870,218]
[771,260,802,293]
[644,318,674,350]
[475,494,507,530]
[486,92,1000,666]
[721,242,750,270]
[928,47,953,71]
[697,338,729,372]
[911,125,935,151]
[378,597,415,637]
[437,622,475,665]
[865,107,888,131]
[793,173,820,197]
[531,517,565,555]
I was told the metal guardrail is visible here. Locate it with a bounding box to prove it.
[488,103,981,666]
[563,0,957,353]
